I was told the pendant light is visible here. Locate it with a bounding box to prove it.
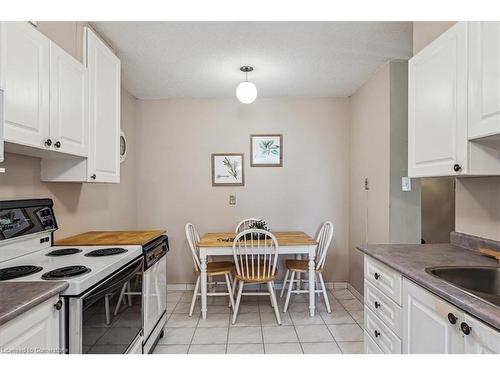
[236,66,257,104]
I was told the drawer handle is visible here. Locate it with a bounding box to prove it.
[374,301,381,309]
[374,330,381,338]
[447,313,457,325]
[374,272,380,280]
[460,322,472,335]
[54,300,63,311]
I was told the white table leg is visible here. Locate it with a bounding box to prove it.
[200,250,208,319]
[308,250,316,317]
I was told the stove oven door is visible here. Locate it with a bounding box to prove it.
[143,253,167,346]
[68,257,143,354]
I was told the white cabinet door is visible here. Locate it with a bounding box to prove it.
[464,314,500,354]
[402,278,465,353]
[0,22,50,149]
[0,296,61,354]
[468,22,500,140]
[49,41,88,157]
[408,22,468,177]
[85,27,120,183]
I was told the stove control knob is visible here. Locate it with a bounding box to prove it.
[54,300,63,311]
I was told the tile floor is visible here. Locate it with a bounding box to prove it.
[153,287,364,354]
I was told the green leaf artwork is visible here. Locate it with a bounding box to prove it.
[222,157,239,180]
[259,140,280,156]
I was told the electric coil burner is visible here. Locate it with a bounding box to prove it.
[0,265,43,280]
[41,265,91,280]
[84,248,128,257]
[46,248,82,256]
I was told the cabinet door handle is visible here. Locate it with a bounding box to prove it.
[447,313,457,325]
[374,330,381,338]
[44,139,52,147]
[453,164,462,172]
[90,174,96,180]
[54,300,63,311]
[374,272,380,280]
[374,301,381,309]
[460,322,472,335]
[54,141,61,149]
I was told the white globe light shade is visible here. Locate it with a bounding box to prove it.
[236,81,257,104]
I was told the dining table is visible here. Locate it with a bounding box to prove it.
[196,231,319,319]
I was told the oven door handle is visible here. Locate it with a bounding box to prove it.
[81,257,143,306]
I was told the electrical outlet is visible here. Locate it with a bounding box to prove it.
[229,194,236,205]
[364,178,369,190]
[402,177,412,191]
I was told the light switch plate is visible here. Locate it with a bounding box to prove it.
[402,177,412,191]
[229,194,236,205]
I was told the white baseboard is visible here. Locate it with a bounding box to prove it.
[347,283,363,302]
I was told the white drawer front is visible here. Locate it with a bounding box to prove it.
[364,256,402,305]
[365,306,402,354]
[364,279,402,337]
[364,331,383,354]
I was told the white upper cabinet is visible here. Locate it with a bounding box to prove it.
[85,27,120,183]
[49,41,88,157]
[468,22,500,140]
[409,21,500,177]
[408,22,468,177]
[0,22,50,149]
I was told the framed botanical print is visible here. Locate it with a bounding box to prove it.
[211,153,245,186]
[250,134,283,167]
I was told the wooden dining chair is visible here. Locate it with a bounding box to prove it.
[281,221,334,313]
[235,218,262,233]
[231,229,281,325]
[185,223,235,316]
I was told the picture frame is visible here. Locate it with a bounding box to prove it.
[211,153,245,186]
[250,134,283,167]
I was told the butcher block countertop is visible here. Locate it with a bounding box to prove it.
[55,230,166,246]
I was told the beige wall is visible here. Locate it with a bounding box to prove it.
[135,98,351,283]
[413,22,500,242]
[0,22,139,240]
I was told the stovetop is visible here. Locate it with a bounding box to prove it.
[0,245,143,295]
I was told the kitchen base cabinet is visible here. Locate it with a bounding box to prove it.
[0,296,61,354]
[464,314,500,354]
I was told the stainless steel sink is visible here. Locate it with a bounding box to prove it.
[426,266,500,308]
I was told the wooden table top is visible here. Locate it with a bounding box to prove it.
[55,230,166,246]
[197,231,317,247]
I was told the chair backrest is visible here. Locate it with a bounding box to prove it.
[232,229,279,281]
[185,223,201,272]
[315,221,334,270]
[235,218,263,233]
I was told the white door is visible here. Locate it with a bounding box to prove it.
[468,22,500,140]
[402,279,465,353]
[464,314,500,354]
[143,256,167,341]
[408,22,468,177]
[49,42,88,157]
[0,296,61,354]
[0,22,50,149]
[85,27,120,183]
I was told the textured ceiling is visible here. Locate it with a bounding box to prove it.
[92,22,412,100]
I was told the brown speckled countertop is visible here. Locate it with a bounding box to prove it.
[357,242,500,330]
[0,282,68,326]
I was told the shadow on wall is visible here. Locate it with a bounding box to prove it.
[421,177,455,244]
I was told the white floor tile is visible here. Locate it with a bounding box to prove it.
[262,326,299,343]
[338,341,364,354]
[231,312,261,326]
[295,324,334,343]
[320,310,355,325]
[197,313,230,328]
[327,324,364,342]
[227,343,264,354]
[289,311,324,325]
[332,289,355,300]
[265,343,303,354]
[260,312,292,326]
[349,310,364,325]
[159,327,195,345]
[191,327,228,345]
[228,326,263,344]
[166,313,199,328]
[153,344,189,354]
[172,302,194,314]
[340,299,363,312]
[301,342,342,354]
[188,344,226,354]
